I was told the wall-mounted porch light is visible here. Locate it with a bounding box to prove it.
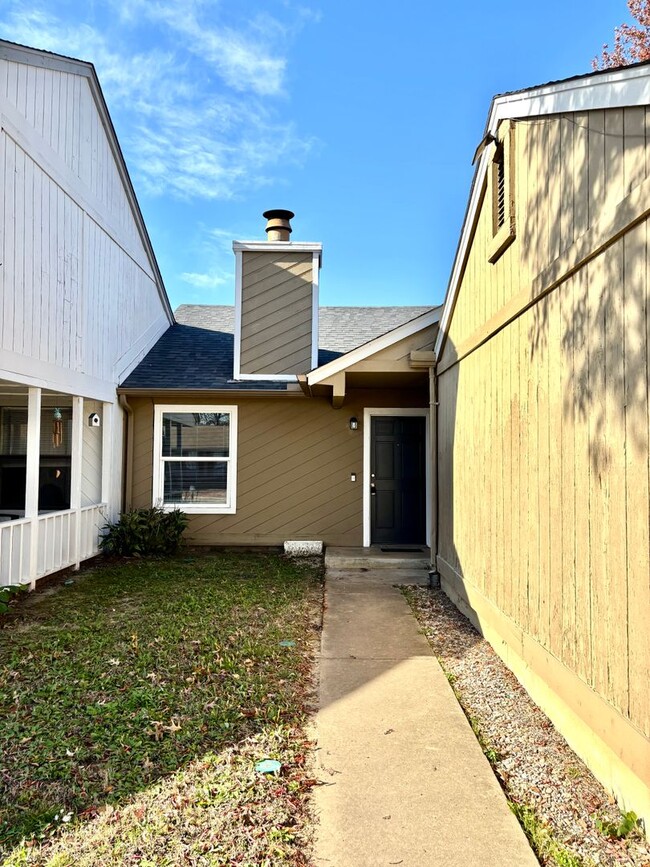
[349,417,359,431]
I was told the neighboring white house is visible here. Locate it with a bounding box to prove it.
[0,40,173,587]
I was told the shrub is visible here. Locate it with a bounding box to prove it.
[99,507,188,557]
[0,584,27,614]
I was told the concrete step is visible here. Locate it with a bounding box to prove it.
[326,567,431,587]
[325,546,430,571]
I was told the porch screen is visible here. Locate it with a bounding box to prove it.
[0,407,72,512]
[161,412,231,506]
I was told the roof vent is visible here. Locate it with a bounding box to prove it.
[263,209,294,242]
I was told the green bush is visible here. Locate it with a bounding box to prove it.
[99,507,188,557]
[0,584,27,614]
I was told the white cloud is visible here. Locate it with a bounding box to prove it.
[208,227,240,246]
[157,13,286,96]
[107,0,288,96]
[0,0,317,202]
[2,8,182,104]
[129,112,315,201]
[180,270,229,290]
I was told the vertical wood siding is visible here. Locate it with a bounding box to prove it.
[441,109,650,369]
[240,252,314,375]
[0,59,169,386]
[2,59,140,247]
[129,389,428,547]
[81,399,102,506]
[437,108,650,800]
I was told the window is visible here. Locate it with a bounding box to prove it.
[488,120,516,263]
[153,406,237,513]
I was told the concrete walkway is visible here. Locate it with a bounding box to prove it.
[311,558,538,867]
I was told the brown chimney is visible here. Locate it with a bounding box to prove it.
[263,209,294,242]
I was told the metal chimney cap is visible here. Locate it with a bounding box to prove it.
[263,209,295,241]
[263,208,295,222]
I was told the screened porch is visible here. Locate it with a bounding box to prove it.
[0,382,113,588]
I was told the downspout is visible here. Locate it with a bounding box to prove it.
[118,393,134,511]
[429,362,440,587]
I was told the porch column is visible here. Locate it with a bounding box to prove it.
[101,401,113,512]
[70,396,83,569]
[25,387,42,589]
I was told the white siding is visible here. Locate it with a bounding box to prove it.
[0,55,171,393]
[81,399,102,507]
[2,58,141,249]
[0,46,171,585]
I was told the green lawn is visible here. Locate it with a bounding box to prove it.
[0,552,322,866]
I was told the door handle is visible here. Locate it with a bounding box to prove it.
[370,483,376,496]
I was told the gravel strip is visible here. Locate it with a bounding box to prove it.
[403,585,650,867]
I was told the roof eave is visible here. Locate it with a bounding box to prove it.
[117,387,306,398]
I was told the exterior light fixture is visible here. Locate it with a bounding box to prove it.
[349,417,359,431]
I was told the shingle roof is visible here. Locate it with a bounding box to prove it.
[120,305,435,390]
[316,306,433,354]
[119,323,286,390]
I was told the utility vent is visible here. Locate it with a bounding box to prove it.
[496,146,506,230]
[487,121,516,264]
[284,540,323,557]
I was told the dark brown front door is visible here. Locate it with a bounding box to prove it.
[370,416,426,545]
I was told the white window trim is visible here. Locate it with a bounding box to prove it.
[152,404,238,514]
[235,373,298,382]
[233,249,243,380]
[362,408,430,548]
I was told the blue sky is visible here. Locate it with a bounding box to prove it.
[0,1,632,310]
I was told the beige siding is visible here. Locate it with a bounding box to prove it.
[437,107,650,821]
[240,252,313,375]
[345,327,436,373]
[440,109,650,371]
[130,389,427,547]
